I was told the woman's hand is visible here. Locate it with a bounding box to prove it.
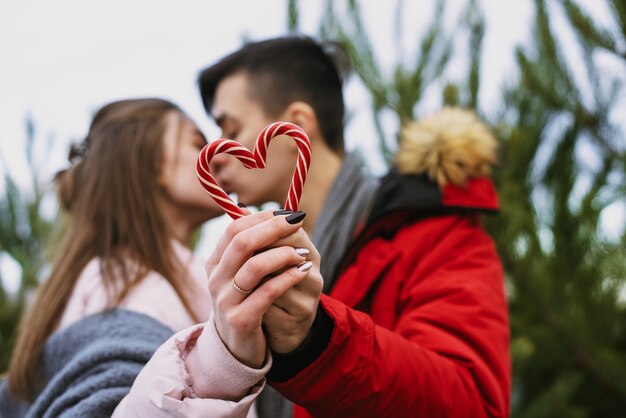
[205,210,312,368]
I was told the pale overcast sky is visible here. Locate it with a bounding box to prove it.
[0,0,622,293]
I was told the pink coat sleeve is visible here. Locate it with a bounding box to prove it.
[111,315,271,418]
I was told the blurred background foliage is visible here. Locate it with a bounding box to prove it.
[2,0,625,415]
[0,116,55,371]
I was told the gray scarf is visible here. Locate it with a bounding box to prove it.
[256,151,378,418]
[312,151,378,292]
[0,309,173,418]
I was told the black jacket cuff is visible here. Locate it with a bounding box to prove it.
[267,303,335,382]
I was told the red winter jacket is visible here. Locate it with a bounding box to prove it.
[270,173,510,418]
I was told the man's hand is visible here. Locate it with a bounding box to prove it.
[261,228,324,354]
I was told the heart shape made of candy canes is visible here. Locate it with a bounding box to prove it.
[196,122,312,220]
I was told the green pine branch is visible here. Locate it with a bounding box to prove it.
[561,0,618,53]
[608,0,626,48]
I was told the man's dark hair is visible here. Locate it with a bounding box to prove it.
[198,36,351,153]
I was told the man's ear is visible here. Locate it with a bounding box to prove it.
[280,101,320,139]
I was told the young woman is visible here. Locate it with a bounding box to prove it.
[3,98,321,417]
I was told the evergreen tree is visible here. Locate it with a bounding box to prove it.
[319,0,478,162]
[493,0,626,416]
[0,116,55,371]
[287,0,299,33]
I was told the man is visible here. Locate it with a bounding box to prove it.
[198,36,510,418]
[198,36,377,288]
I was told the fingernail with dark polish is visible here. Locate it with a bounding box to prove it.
[237,202,247,208]
[273,209,294,216]
[298,261,313,272]
[286,211,306,224]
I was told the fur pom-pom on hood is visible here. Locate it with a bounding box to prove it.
[395,107,498,188]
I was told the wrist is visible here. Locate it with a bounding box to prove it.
[268,303,334,382]
[215,317,267,369]
[267,307,318,354]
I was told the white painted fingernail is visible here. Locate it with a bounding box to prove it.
[295,247,310,256]
[298,261,313,272]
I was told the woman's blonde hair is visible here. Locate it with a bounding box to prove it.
[8,98,200,400]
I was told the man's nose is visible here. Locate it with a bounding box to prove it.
[209,153,230,176]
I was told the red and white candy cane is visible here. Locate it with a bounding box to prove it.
[196,122,312,220]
